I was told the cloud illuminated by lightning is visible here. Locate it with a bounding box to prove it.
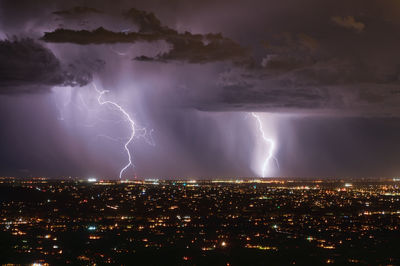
[93,83,135,179]
[109,45,133,56]
[251,112,279,177]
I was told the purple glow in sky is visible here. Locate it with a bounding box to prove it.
[1,0,400,178]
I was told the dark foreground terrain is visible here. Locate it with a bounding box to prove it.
[1,177,400,265]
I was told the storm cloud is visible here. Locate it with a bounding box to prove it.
[39,2,400,116]
[199,8,400,116]
[42,7,251,64]
[53,6,103,17]
[1,0,400,178]
[0,38,97,94]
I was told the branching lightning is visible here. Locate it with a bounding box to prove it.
[251,112,279,177]
[93,84,135,179]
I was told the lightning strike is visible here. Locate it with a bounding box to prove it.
[251,112,279,177]
[93,83,135,179]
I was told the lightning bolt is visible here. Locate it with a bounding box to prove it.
[251,112,279,177]
[93,83,135,179]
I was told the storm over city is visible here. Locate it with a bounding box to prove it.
[1,0,400,179]
[3,1,400,265]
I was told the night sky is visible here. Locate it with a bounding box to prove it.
[1,0,400,178]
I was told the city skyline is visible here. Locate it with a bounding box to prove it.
[1,177,400,265]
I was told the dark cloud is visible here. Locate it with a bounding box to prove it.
[134,55,158,62]
[152,32,250,64]
[53,6,103,16]
[124,8,163,33]
[42,8,251,64]
[261,33,319,71]
[0,38,99,94]
[42,27,160,44]
[40,3,400,116]
[202,64,400,116]
[195,14,400,116]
